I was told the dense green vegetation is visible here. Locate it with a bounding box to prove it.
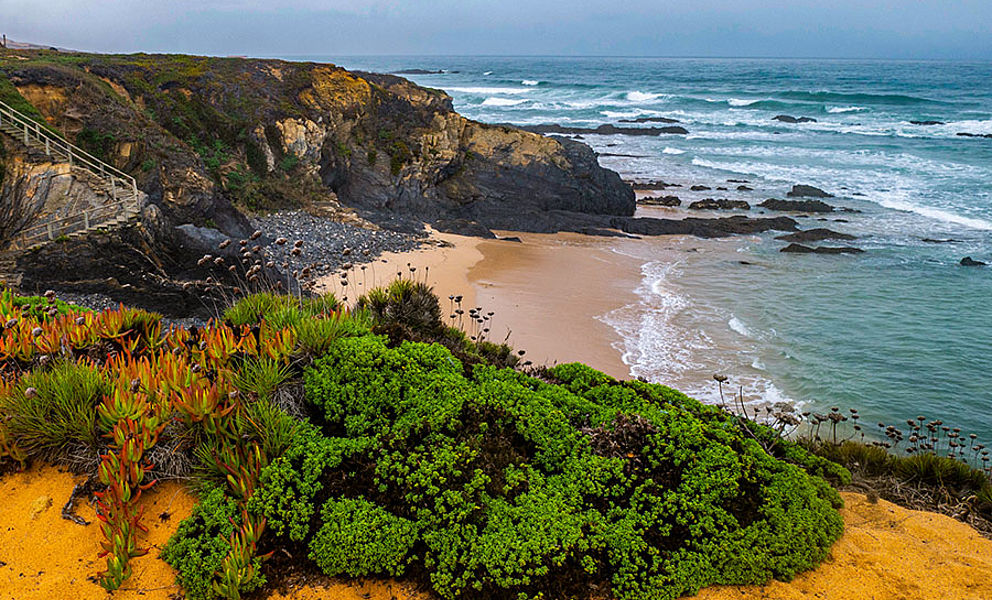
[0,281,854,600]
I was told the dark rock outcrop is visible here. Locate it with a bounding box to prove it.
[910,120,944,126]
[629,180,681,190]
[781,243,863,255]
[786,185,834,198]
[522,123,689,136]
[773,115,818,124]
[736,185,753,191]
[960,256,987,266]
[957,133,992,139]
[690,185,711,191]
[688,199,750,210]
[618,116,681,124]
[639,196,681,207]
[612,215,797,238]
[759,198,835,213]
[776,228,856,242]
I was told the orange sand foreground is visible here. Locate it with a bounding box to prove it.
[1,465,990,600]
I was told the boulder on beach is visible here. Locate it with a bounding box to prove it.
[960,256,987,267]
[689,199,751,211]
[781,243,864,255]
[639,196,682,207]
[759,198,835,212]
[629,180,680,190]
[773,115,818,124]
[776,228,857,243]
[787,185,834,198]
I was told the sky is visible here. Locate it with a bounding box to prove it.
[2,0,991,59]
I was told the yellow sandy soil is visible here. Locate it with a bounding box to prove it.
[2,465,990,600]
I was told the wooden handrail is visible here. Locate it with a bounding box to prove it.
[0,98,142,252]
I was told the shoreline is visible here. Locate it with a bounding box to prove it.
[319,228,643,380]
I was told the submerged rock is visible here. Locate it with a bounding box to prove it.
[781,243,864,254]
[776,228,856,242]
[957,132,992,139]
[690,185,711,191]
[960,256,987,266]
[688,199,751,210]
[618,116,681,124]
[910,120,944,125]
[773,115,818,124]
[523,123,689,136]
[759,198,835,212]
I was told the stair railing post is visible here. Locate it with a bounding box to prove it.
[47,223,53,241]
[111,177,117,201]
[45,138,50,155]
[23,125,28,145]
[84,210,90,230]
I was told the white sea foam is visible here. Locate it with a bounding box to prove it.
[728,98,762,107]
[828,106,868,113]
[874,193,992,230]
[626,91,665,103]
[521,79,540,86]
[446,86,529,95]
[598,258,800,411]
[482,97,528,107]
[482,71,493,75]
[662,147,686,155]
[728,315,752,337]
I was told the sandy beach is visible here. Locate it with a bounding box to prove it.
[319,229,645,379]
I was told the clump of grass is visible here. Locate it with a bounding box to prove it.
[0,361,109,457]
[356,279,442,335]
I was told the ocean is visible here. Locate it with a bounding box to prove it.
[294,56,992,442]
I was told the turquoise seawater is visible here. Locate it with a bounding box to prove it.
[295,56,992,442]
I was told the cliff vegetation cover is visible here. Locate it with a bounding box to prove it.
[0,283,847,600]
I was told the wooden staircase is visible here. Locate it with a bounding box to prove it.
[0,99,142,288]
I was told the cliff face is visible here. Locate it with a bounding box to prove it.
[1,53,633,241]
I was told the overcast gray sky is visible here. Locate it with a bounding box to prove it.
[3,0,991,59]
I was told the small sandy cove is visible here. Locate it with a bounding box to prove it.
[1,464,990,600]
[318,228,642,379]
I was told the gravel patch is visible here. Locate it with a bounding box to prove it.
[251,211,425,280]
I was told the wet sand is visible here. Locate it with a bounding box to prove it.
[319,229,643,379]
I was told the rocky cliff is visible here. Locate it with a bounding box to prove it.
[0,50,633,312]
[2,52,633,235]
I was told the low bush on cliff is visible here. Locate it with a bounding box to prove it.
[0,285,847,600]
[287,336,843,600]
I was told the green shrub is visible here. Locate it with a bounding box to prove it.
[162,486,265,600]
[248,422,371,542]
[309,497,418,577]
[0,361,110,454]
[300,338,845,600]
